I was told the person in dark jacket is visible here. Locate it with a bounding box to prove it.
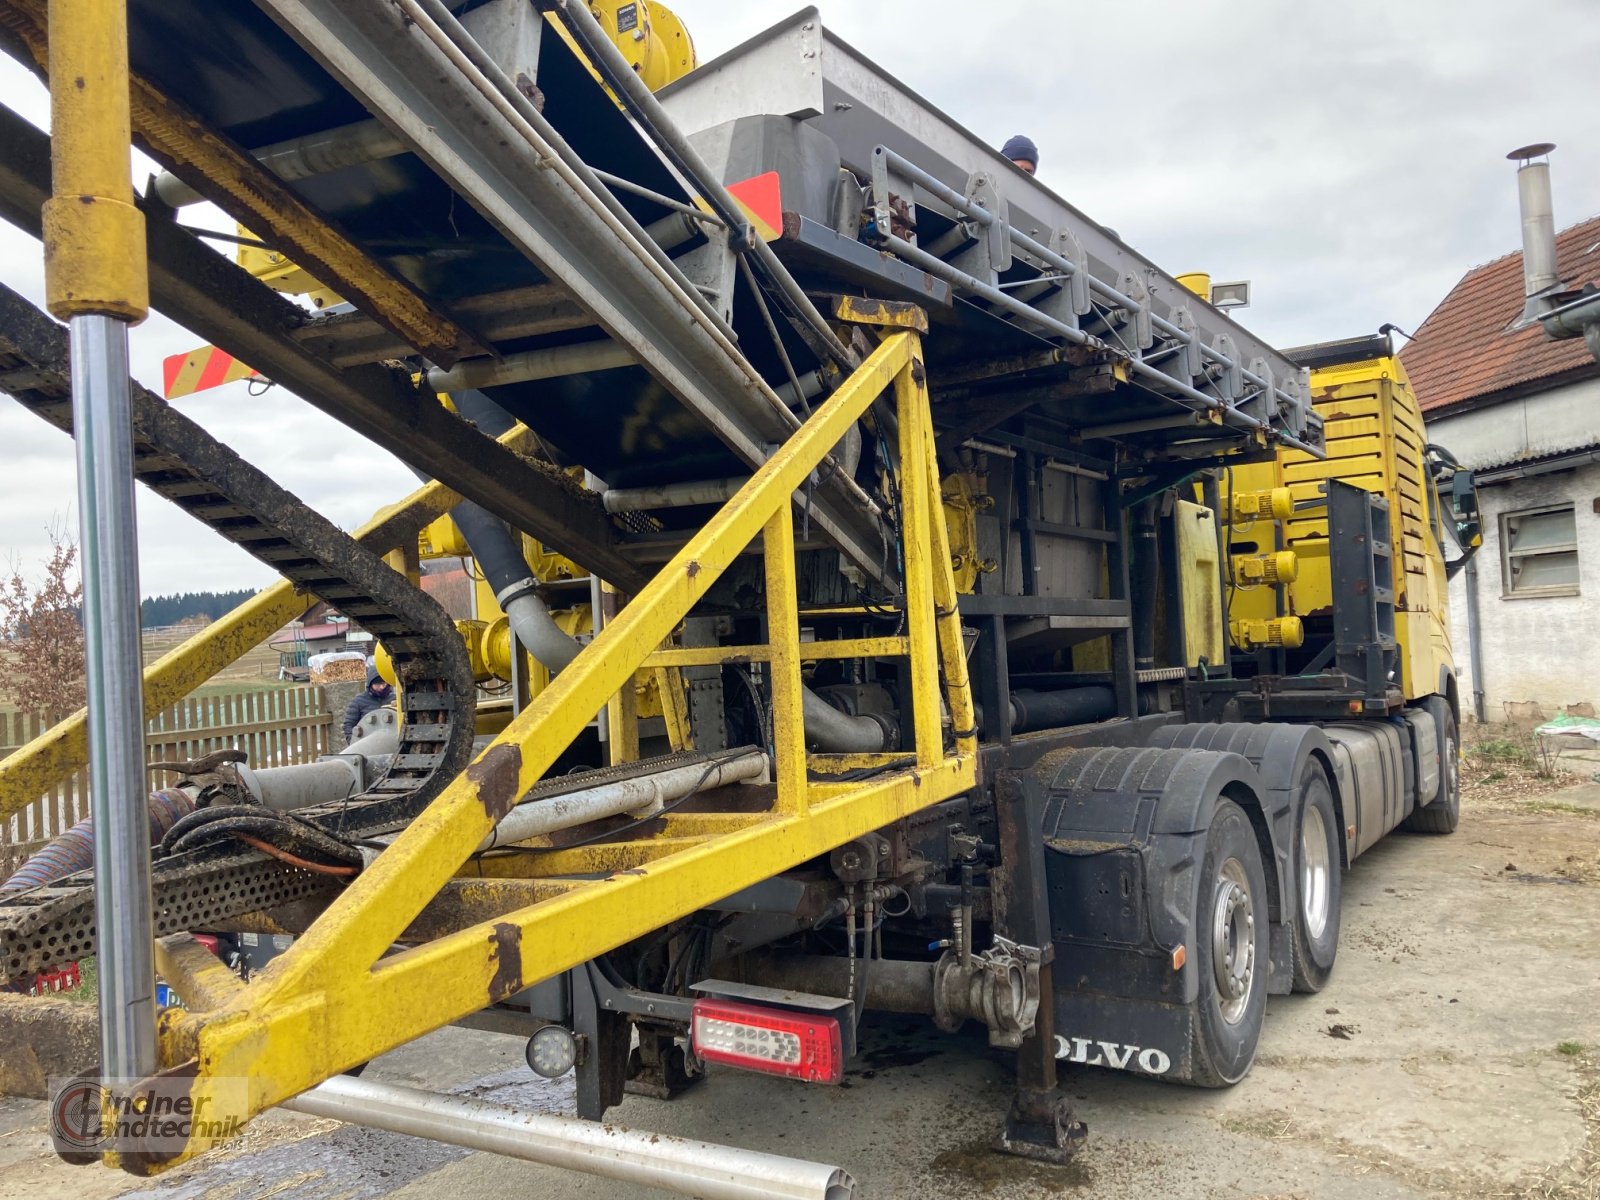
[342,665,394,744]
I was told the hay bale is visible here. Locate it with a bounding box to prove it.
[310,658,367,685]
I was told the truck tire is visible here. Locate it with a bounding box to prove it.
[1187,798,1270,1087]
[1289,759,1341,993]
[1403,697,1460,834]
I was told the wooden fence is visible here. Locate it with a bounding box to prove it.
[0,686,333,877]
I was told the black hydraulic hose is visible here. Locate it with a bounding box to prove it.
[450,495,534,599]
[160,805,362,869]
[1007,686,1118,733]
[419,389,585,670]
[444,490,583,671]
[1131,499,1159,671]
[442,394,530,596]
[432,395,531,598]
[452,389,517,439]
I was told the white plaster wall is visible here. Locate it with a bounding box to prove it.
[1445,460,1600,719]
[1428,375,1600,473]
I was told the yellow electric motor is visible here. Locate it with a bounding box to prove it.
[1230,615,1304,651]
[1225,487,1293,525]
[1232,551,1298,587]
[581,1,697,91]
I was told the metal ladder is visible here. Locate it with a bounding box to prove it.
[1329,479,1399,708]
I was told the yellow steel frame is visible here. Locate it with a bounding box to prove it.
[122,329,975,1172]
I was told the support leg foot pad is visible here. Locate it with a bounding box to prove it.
[994,1088,1086,1164]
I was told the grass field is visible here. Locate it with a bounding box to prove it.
[140,623,287,687]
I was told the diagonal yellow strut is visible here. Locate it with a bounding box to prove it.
[135,331,975,1172]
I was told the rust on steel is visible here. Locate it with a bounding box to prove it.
[487,922,525,1003]
[467,743,525,823]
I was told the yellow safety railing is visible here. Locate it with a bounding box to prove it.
[133,328,976,1172]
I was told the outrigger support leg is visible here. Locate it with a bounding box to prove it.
[992,772,1086,1164]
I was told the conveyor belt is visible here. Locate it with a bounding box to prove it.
[0,282,475,979]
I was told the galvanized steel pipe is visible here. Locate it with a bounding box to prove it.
[152,119,409,208]
[877,229,1320,456]
[602,477,747,513]
[67,309,156,1083]
[1515,155,1560,304]
[359,750,768,860]
[236,760,357,812]
[475,748,768,851]
[281,1075,855,1200]
[235,724,399,810]
[433,342,826,411]
[427,340,634,393]
[875,144,1306,416]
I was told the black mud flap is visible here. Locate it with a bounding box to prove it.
[1053,992,1193,1081]
[1009,743,1268,1084]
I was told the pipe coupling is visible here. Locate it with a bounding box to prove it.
[494,577,543,609]
[932,936,1044,1048]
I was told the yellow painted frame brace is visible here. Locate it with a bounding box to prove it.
[40,0,147,322]
[134,331,975,1172]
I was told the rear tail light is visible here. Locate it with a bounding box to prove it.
[690,998,843,1084]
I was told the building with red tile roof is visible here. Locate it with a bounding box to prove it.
[1402,212,1600,721]
[1403,215,1600,426]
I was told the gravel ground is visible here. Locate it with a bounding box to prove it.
[1,777,1596,1200]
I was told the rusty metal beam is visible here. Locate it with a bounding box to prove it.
[0,0,487,368]
[295,283,591,368]
[0,99,647,592]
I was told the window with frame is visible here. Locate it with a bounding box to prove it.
[1500,503,1579,597]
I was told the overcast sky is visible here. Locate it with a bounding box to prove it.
[1,0,1596,598]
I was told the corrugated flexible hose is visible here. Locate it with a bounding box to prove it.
[0,788,195,895]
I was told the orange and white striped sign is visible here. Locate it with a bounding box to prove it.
[163,345,260,399]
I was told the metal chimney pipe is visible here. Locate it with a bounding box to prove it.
[1507,142,1559,317]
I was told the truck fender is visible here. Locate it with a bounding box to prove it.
[1438,668,1460,725]
[1148,723,1339,993]
[1020,744,1266,1010]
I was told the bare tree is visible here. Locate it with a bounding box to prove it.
[0,523,86,717]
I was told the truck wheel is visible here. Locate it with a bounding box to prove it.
[1187,798,1270,1087]
[1403,697,1460,834]
[1289,760,1341,993]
